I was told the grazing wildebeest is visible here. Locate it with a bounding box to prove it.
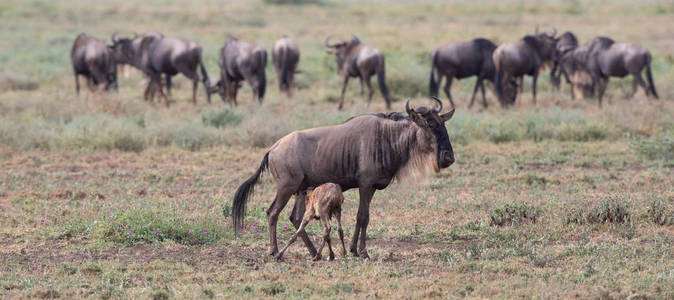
[493,28,559,106]
[232,97,456,259]
[71,33,117,94]
[214,37,267,106]
[429,38,497,109]
[325,36,391,110]
[276,183,347,261]
[581,36,658,106]
[272,36,300,97]
[111,33,211,106]
[550,31,579,93]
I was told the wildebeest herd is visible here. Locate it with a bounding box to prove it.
[70,28,660,260]
[72,28,658,110]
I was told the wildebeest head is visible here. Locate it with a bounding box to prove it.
[405,96,455,170]
[110,33,137,66]
[325,35,361,76]
[533,26,559,63]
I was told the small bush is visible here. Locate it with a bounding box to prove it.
[566,195,631,225]
[632,130,674,161]
[201,108,242,128]
[261,283,285,296]
[489,203,541,226]
[647,196,674,225]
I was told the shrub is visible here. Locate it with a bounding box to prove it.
[489,203,541,226]
[647,196,674,225]
[566,195,631,225]
[632,130,674,161]
[201,108,242,128]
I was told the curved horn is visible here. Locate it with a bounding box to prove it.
[405,98,412,114]
[431,96,443,112]
[324,35,339,48]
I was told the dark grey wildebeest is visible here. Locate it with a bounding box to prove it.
[71,33,117,94]
[272,36,300,97]
[429,38,497,109]
[325,36,391,110]
[582,36,658,106]
[550,31,579,94]
[493,28,559,106]
[231,97,456,259]
[214,37,267,106]
[111,33,211,106]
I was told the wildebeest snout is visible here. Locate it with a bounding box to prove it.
[440,150,454,168]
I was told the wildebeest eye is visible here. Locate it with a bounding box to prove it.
[428,120,439,128]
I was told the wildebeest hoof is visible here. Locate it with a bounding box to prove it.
[359,250,370,259]
[312,254,322,261]
[274,253,284,261]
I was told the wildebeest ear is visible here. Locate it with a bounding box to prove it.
[440,108,455,122]
[408,110,428,128]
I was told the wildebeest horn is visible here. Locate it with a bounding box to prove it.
[431,96,443,112]
[405,98,412,114]
[325,35,339,48]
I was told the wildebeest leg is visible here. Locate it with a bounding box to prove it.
[289,193,318,257]
[276,213,311,260]
[597,77,609,108]
[335,209,346,258]
[338,76,350,110]
[365,75,374,107]
[469,78,482,108]
[74,74,80,96]
[151,74,170,107]
[443,74,455,108]
[632,72,649,98]
[267,187,296,256]
[319,216,335,261]
[532,71,538,105]
[350,187,375,259]
[480,80,488,108]
[166,75,172,96]
[359,76,365,102]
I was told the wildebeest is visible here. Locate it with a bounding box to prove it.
[578,36,658,106]
[276,183,347,261]
[493,28,559,106]
[272,36,300,97]
[555,43,596,100]
[232,97,455,258]
[550,31,579,93]
[214,37,267,106]
[71,33,117,94]
[429,38,497,109]
[111,33,211,106]
[325,36,391,110]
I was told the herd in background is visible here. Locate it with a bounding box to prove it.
[71,27,659,110]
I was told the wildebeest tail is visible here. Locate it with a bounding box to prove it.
[256,50,267,102]
[232,152,269,233]
[279,47,290,91]
[645,54,658,99]
[197,50,212,102]
[494,54,504,107]
[429,51,439,97]
[377,56,391,109]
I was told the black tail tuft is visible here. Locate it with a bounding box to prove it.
[377,56,391,109]
[429,51,439,97]
[645,55,658,99]
[257,51,267,102]
[279,48,290,92]
[232,152,269,233]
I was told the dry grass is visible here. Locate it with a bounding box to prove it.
[1,0,673,298]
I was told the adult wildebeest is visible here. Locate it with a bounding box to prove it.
[231,97,456,259]
[272,36,300,97]
[493,28,559,106]
[111,33,211,106]
[580,36,658,106]
[550,31,579,94]
[214,37,267,106]
[429,38,497,109]
[325,36,391,110]
[71,33,117,94]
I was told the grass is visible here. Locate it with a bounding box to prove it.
[1,0,673,298]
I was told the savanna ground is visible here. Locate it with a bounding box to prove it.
[1,0,674,298]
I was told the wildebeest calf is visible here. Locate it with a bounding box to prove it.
[275,183,346,261]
